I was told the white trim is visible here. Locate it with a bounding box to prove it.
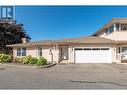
[114,23,116,31]
[16,47,27,57]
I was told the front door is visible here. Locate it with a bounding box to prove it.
[60,46,68,60]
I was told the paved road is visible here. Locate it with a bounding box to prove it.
[0,63,127,89]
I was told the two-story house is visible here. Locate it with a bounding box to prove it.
[7,18,127,64]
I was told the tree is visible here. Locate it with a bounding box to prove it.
[0,19,31,54]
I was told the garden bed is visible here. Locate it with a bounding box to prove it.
[0,54,56,68]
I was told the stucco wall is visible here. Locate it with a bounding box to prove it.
[98,31,127,41]
[13,43,117,63]
[27,46,37,57]
[13,47,17,57]
[68,44,117,63]
[97,31,107,37]
[40,45,59,62]
[13,45,59,63]
[13,47,37,58]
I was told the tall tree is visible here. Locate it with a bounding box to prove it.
[0,19,31,54]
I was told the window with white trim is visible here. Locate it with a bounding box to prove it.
[17,47,26,56]
[38,47,42,56]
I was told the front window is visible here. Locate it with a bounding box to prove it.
[17,48,21,56]
[121,24,127,30]
[17,48,26,56]
[38,47,42,56]
[22,48,26,56]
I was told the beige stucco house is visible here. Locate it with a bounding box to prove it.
[7,18,127,64]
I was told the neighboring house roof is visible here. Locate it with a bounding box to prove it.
[92,18,127,36]
[6,36,116,47]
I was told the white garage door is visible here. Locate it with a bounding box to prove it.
[75,48,112,63]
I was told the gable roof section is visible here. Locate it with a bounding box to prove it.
[6,36,116,47]
[92,18,127,36]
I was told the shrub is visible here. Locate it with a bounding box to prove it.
[19,57,27,64]
[20,55,33,64]
[0,54,13,63]
[13,57,21,63]
[13,55,47,65]
[36,57,47,66]
[28,57,38,64]
[18,55,38,65]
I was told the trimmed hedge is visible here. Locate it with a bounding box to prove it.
[0,54,13,63]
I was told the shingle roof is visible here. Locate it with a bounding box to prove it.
[54,36,116,44]
[6,36,116,47]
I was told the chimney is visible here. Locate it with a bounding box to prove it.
[21,38,29,43]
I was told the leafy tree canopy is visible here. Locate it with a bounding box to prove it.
[0,19,31,53]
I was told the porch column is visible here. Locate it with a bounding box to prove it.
[119,24,121,31]
[114,23,116,31]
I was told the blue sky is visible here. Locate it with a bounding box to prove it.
[15,6,127,41]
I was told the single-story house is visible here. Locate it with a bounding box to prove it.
[7,18,127,64]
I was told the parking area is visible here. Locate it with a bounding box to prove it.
[0,63,127,89]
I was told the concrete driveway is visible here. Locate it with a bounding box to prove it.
[0,63,127,89]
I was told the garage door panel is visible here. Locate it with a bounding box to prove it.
[75,48,112,63]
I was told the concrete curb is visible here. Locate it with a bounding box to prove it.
[0,63,57,69]
[117,63,127,65]
[32,63,57,68]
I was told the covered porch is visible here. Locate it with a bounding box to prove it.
[58,44,69,63]
[117,42,127,63]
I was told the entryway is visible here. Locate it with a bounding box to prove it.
[59,45,68,63]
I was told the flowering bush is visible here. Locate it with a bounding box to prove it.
[36,57,47,66]
[0,54,12,63]
[14,55,47,65]
[28,57,38,64]
[20,55,33,64]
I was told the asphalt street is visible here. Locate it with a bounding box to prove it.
[0,63,127,89]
